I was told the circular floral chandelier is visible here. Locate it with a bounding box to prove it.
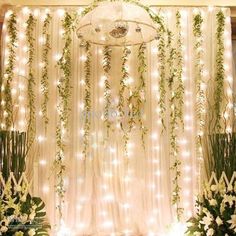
[77,1,157,46]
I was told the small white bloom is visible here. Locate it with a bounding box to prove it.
[28,229,36,236]
[216,216,223,226]
[207,228,214,236]
[227,215,236,230]
[209,199,217,206]
[29,212,36,220]
[0,226,8,233]
[21,195,27,202]
[210,184,217,191]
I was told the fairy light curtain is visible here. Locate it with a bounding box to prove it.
[0,5,234,236]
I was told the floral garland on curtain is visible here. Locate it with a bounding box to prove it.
[157,23,167,130]
[41,13,52,132]
[214,10,225,132]
[26,14,36,147]
[193,12,205,189]
[118,46,130,154]
[55,12,74,220]
[103,45,113,138]
[82,41,92,158]
[168,10,184,220]
[2,12,17,130]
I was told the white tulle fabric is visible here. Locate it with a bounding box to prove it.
[1,6,234,236]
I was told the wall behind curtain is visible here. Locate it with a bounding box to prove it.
[0,6,234,236]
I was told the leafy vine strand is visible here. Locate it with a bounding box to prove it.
[82,42,92,159]
[26,14,36,148]
[103,46,112,138]
[193,12,205,189]
[3,12,18,130]
[41,13,52,132]
[55,12,74,220]
[214,10,225,132]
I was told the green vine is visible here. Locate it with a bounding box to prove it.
[135,43,147,148]
[55,12,74,220]
[3,12,17,130]
[41,13,52,132]
[193,13,204,188]
[82,42,92,158]
[118,47,130,154]
[157,27,167,130]
[26,14,36,148]
[167,24,183,219]
[214,10,225,132]
[175,11,184,129]
[103,46,112,138]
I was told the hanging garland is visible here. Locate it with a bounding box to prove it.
[82,42,92,158]
[3,12,18,130]
[55,12,74,220]
[26,14,36,147]
[102,46,112,138]
[157,26,167,130]
[193,13,204,189]
[175,11,184,129]
[41,13,52,132]
[118,46,130,154]
[214,10,225,132]
[167,29,182,219]
[136,43,147,148]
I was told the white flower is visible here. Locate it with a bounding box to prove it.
[224,194,234,207]
[0,226,8,233]
[227,215,236,230]
[28,229,36,236]
[29,212,36,220]
[207,228,214,236]
[209,199,217,206]
[210,185,217,192]
[228,185,233,191]
[21,195,27,202]
[20,214,28,223]
[200,214,213,230]
[216,216,223,226]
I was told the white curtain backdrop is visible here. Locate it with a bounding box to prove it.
[1,6,234,236]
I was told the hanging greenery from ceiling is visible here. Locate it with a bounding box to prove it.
[136,43,147,148]
[26,14,36,148]
[193,12,205,188]
[118,46,130,155]
[55,12,74,220]
[157,26,167,131]
[214,10,226,132]
[82,41,92,159]
[103,45,113,138]
[3,12,17,130]
[41,13,52,133]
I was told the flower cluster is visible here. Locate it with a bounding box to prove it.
[186,180,236,236]
[0,180,50,236]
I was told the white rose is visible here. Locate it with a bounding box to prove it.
[0,226,8,233]
[28,229,36,236]
[209,199,217,206]
[207,228,214,236]
[216,216,223,226]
